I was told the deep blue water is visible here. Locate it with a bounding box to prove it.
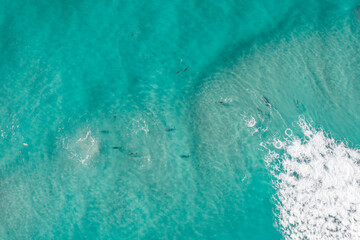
[1,0,360,239]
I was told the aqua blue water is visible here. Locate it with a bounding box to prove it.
[1,0,360,239]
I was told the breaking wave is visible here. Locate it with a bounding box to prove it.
[265,117,360,239]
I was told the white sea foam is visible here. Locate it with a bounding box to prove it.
[245,116,257,128]
[265,118,360,239]
[129,117,149,135]
[63,129,99,164]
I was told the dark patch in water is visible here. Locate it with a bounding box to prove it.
[263,96,270,106]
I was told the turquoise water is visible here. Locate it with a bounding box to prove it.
[1,0,360,239]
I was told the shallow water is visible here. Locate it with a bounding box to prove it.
[1,0,360,239]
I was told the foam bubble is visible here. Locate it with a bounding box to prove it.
[266,119,360,239]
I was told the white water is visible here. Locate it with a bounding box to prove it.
[265,118,360,239]
[63,129,99,164]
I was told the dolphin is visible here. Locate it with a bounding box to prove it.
[263,96,270,106]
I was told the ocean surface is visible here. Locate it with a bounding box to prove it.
[1,0,360,239]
